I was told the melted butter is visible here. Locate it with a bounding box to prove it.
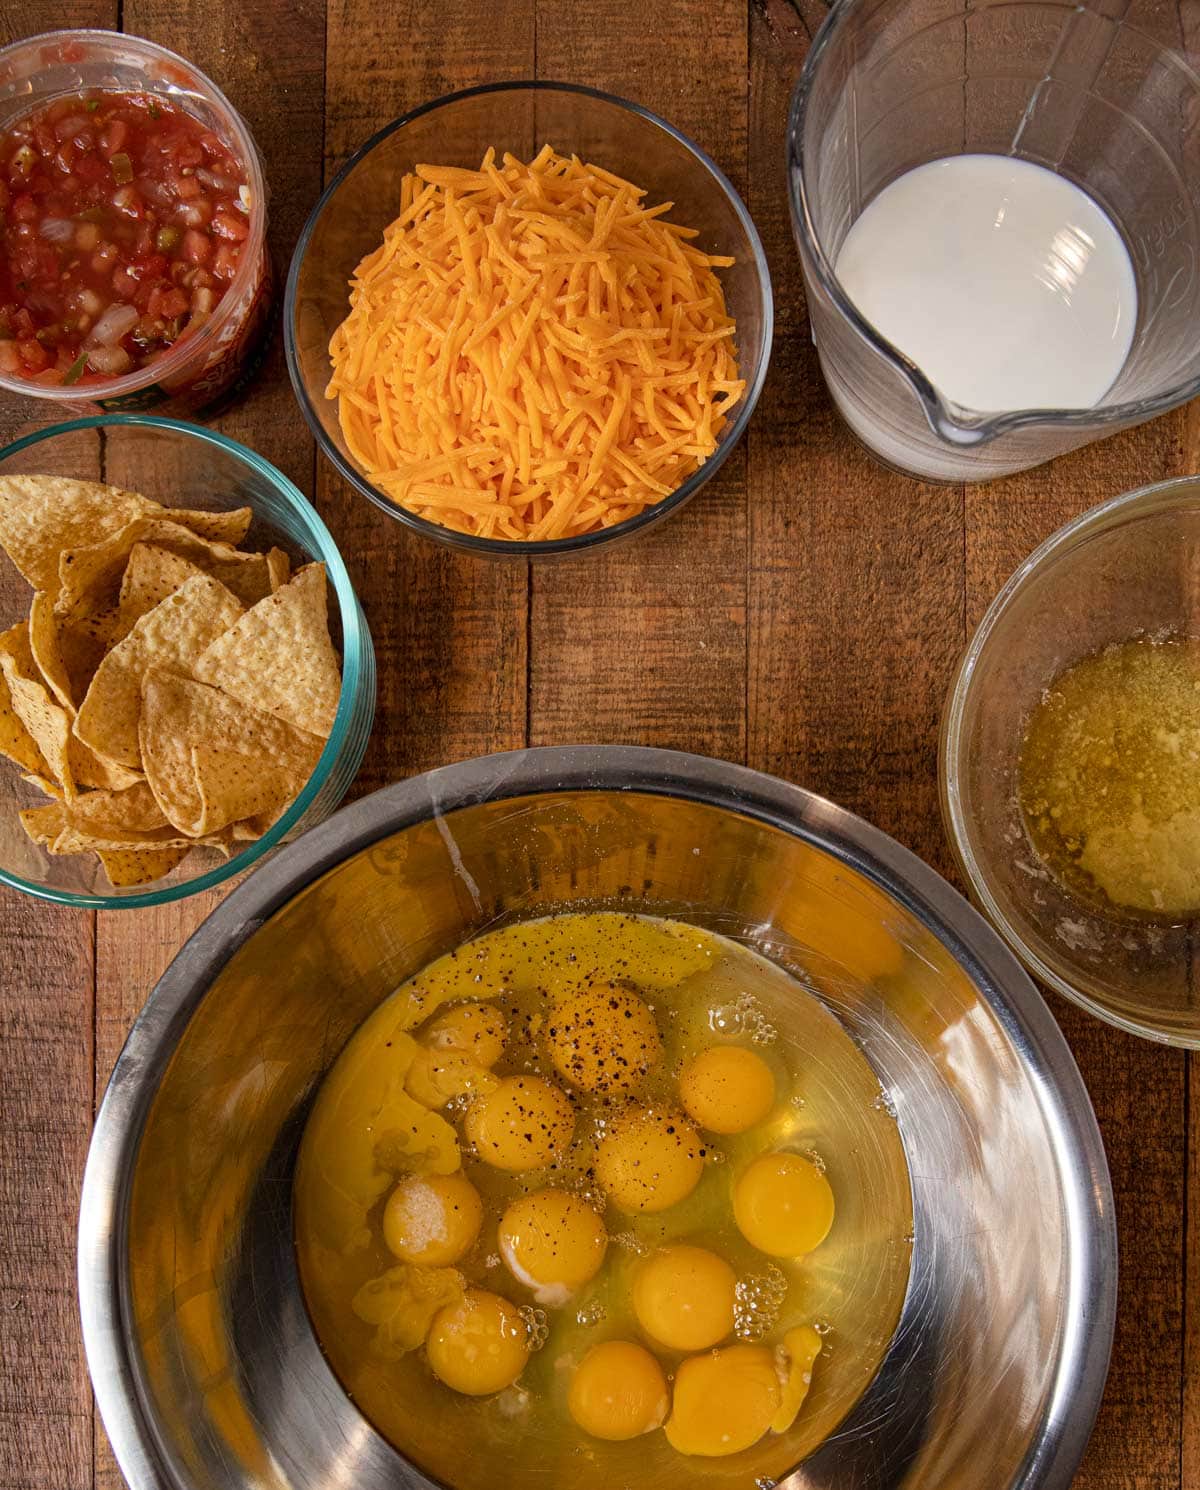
[1019,636,1200,915]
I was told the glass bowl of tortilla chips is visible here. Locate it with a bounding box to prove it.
[0,415,375,907]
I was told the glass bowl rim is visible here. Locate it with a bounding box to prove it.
[939,472,1200,1046]
[0,412,370,910]
[283,78,774,557]
[0,29,269,406]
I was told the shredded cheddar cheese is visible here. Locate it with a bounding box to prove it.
[326,146,744,541]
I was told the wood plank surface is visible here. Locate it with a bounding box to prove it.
[0,3,1196,1489]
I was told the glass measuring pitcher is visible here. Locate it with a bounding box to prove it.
[788,1,1200,482]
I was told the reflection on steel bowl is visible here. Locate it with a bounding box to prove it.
[79,746,1115,1490]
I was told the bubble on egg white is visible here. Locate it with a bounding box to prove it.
[756,1478,778,1490]
[734,1265,788,1340]
[518,1305,550,1351]
[872,1091,899,1119]
[813,1318,833,1337]
[575,1300,607,1327]
[801,1146,827,1174]
[706,992,777,1046]
[610,1230,648,1255]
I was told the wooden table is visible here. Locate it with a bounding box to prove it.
[1,2,1196,1486]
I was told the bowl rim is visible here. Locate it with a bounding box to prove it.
[0,412,372,909]
[79,744,1116,1490]
[283,78,774,557]
[939,472,1200,1046]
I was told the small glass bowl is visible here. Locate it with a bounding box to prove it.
[0,32,273,417]
[0,414,375,908]
[940,476,1200,1046]
[284,80,772,558]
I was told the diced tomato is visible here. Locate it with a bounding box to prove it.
[212,210,248,242]
[180,228,212,265]
[0,340,19,374]
[112,185,144,219]
[10,193,36,223]
[111,266,140,298]
[12,307,35,338]
[98,119,128,157]
[53,114,89,142]
[173,171,202,200]
[211,243,239,282]
[17,337,49,371]
[160,286,189,319]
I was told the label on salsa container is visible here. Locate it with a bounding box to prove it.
[0,88,257,394]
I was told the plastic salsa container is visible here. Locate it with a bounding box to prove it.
[0,30,272,415]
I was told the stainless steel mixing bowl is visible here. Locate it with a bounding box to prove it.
[78,747,1116,1490]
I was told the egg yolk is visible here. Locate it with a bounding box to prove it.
[426,1287,530,1396]
[595,1106,706,1213]
[771,1325,822,1433]
[632,1244,737,1351]
[678,1046,776,1134]
[664,1344,781,1456]
[567,1340,669,1441]
[464,1075,575,1171]
[498,1187,607,1306]
[546,982,663,1094]
[425,1001,508,1067]
[733,1152,835,1257]
[382,1172,483,1267]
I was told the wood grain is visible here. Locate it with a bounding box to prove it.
[0,14,111,1489]
[528,0,749,763]
[0,4,1197,1490]
[318,1,533,788]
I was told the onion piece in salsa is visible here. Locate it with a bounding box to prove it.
[0,89,251,387]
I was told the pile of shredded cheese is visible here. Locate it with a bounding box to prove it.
[327,145,745,541]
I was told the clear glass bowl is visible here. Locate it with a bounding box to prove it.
[940,476,1200,1045]
[0,414,375,908]
[0,32,273,416]
[284,81,772,557]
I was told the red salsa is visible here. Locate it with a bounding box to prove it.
[0,89,251,387]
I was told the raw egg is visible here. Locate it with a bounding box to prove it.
[733,1152,835,1257]
[632,1244,736,1351]
[679,1045,776,1134]
[567,1340,669,1441]
[382,1172,483,1267]
[426,1287,530,1396]
[664,1343,781,1456]
[595,1106,705,1213]
[464,1075,575,1171]
[426,1001,508,1066]
[546,982,662,1094]
[498,1187,607,1306]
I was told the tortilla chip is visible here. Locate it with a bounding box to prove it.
[163,506,252,545]
[59,780,169,836]
[18,799,67,844]
[0,663,50,778]
[139,670,321,837]
[0,621,77,797]
[75,574,244,768]
[192,564,341,738]
[21,771,63,798]
[56,517,273,624]
[113,544,211,645]
[267,547,291,593]
[98,845,190,887]
[0,477,160,593]
[29,591,77,711]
